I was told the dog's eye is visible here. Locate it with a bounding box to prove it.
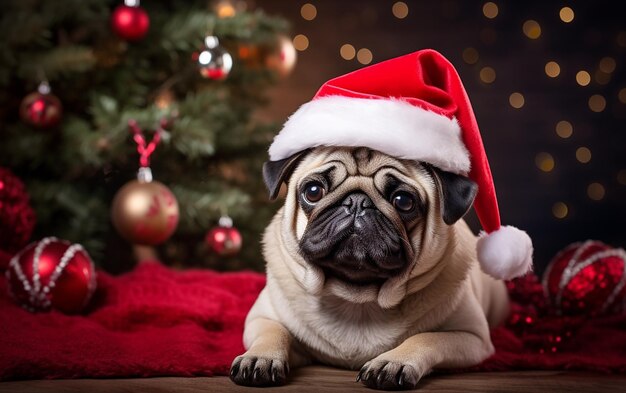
[303,181,326,204]
[391,191,415,212]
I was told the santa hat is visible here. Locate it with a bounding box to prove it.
[268,49,533,280]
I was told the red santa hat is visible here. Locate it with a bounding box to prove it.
[269,49,533,280]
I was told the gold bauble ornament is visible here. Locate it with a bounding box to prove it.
[265,35,297,78]
[111,178,179,245]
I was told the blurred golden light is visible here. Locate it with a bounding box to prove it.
[559,7,575,23]
[619,88,626,104]
[588,94,606,112]
[556,120,573,138]
[535,152,555,172]
[523,20,541,39]
[587,183,605,201]
[392,2,409,19]
[463,47,479,64]
[479,67,496,83]
[340,44,356,60]
[552,202,568,219]
[215,0,236,18]
[599,57,616,73]
[509,92,525,108]
[482,2,498,19]
[545,61,560,78]
[576,70,591,86]
[356,48,373,65]
[618,169,626,185]
[576,147,592,163]
[301,3,317,21]
[293,34,309,51]
[595,70,611,85]
[155,90,174,109]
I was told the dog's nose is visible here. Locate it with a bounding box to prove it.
[342,193,374,216]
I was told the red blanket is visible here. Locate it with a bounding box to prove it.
[1,263,625,380]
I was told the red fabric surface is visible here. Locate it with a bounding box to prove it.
[1,264,625,381]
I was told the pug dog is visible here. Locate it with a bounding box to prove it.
[230,146,510,390]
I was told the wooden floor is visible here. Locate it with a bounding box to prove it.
[1,366,625,393]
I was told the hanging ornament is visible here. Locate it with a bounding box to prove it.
[543,240,626,317]
[265,35,297,78]
[0,167,36,259]
[111,0,150,42]
[19,81,63,128]
[111,119,179,245]
[196,36,233,80]
[5,237,97,314]
[205,216,242,256]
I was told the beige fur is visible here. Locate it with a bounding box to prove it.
[231,147,509,389]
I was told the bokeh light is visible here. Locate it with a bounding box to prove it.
[545,61,560,78]
[340,44,356,60]
[556,120,573,138]
[535,152,555,172]
[509,92,525,108]
[293,34,309,51]
[463,47,479,64]
[552,202,569,219]
[559,7,575,23]
[587,183,606,201]
[576,70,591,86]
[523,20,541,39]
[618,169,626,185]
[482,2,498,19]
[356,48,373,65]
[619,88,626,104]
[392,2,409,19]
[300,3,317,21]
[480,67,496,83]
[588,94,606,112]
[576,147,592,163]
[599,57,616,73]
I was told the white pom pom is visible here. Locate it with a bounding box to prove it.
[477,226,533,280]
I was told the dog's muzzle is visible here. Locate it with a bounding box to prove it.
[299,192,406,285]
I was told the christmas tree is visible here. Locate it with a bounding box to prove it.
[0,0,292,272]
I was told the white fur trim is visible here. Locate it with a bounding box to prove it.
[477,226,534,280]
[268,96,471,175]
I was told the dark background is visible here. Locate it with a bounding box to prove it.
[256,0,626,274]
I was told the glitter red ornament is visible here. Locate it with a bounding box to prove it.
[19,82,63,128]
[111,0,150,42]
[206,216,242,256]
[0,167,36,258]
[5,237,97,314]
[543,240,626,316]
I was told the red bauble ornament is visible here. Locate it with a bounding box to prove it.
[543,240,626,316]
[206,216,242,256]
[5,237,97,314]
[111,1,150,42]
[19,82,62,128]
[0,167,36,257]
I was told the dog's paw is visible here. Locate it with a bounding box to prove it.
[230,355,289,387]
[357,359,422,390]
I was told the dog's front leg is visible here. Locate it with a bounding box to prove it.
[230,317,292,387]
[358,293,494,390]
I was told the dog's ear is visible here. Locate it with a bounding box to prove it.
[430,166,478,225]
[263,150,310,200]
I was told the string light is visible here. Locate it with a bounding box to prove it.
[482,2,498,19]
[480,67,496,83]
[356,48,373,65]
[300,3,317,21]
[587,183,605,201]
[559,7,575,23]
[545,61,560,78]
[392,2,409,19]
[575,70,591,86]
[463,47,479,64]
[535,152,555,172]
[340,44,356,60]
[293,34,309,51]
[588,95,606,112]
[509,92,525,108]
[556,120,573,138]
[552,202,569,219]
[576,147,592,163]
[523,20,541,39]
